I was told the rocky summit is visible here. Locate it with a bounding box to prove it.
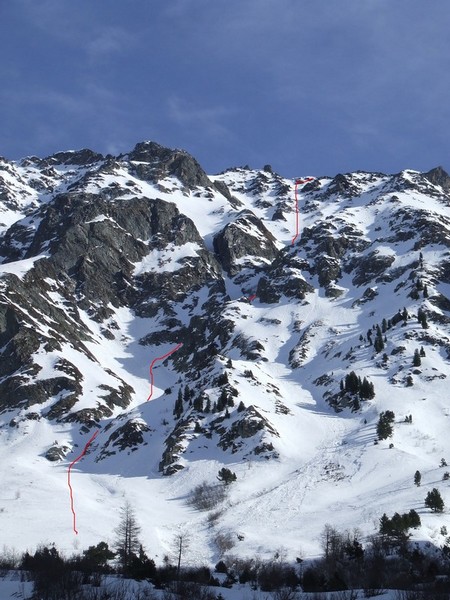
[2,141,450,561]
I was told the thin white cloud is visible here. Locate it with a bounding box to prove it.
[86,27,136,64]
[14,0,136,64]
[168,96,237,139]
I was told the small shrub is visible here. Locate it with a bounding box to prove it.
[206,509,223,527]
[214,531,235,555]
[189,482,226,511]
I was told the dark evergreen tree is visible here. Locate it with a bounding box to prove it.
[418,308,429,329]
[193,395,204,412]
[425,488,445,513]
[360,377,375,400]
[392,310,403,326]
[413,349,421,367]
[414,470,421,487]
[379,509,421,537]
[373,326,384,353]
[423,284,428,298]
[379,513,390,535]
[345,371,360,394]
[216,372,229,385]
[407,509,421,529]
[127,544,156,580]
[377,410,395,440]
[420,346,426,357]
[217,467,237,485]
[183,385,191,402]
[81,541,115,573]
[174,390,184,418]
[409,287,420,300]
[217,389,228,412]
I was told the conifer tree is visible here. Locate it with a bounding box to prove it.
[414,470,421,487]
[193,395,204,412]
[360,377,375,399]
[217,389,228,412]
[183,385,191,402]
[425,488,445,513]
[418,308,429,329]
[413,349,421,367]
[374,331,384,353]
[114,501,142,575]
[377,410,395,440]
[217,467,237,485]
[174,390,183,418]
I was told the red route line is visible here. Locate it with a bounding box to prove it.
[147,342,183,401]
[67,429,99,535]
[67,343,182,534]
[291,177,314,245]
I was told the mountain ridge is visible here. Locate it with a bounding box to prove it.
[2,141,450,563]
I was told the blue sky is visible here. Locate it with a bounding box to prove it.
[2,0,450,177]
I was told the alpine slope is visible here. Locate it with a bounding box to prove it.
[1,141,450,564]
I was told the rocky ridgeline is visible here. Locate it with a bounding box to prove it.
[1,141,450,474]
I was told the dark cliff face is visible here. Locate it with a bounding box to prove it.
[126,141,215,190]
[424,166,450,191]
[213,210,279,275]
[0,144,229,434]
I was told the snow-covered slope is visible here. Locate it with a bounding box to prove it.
[2,142,450,566]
